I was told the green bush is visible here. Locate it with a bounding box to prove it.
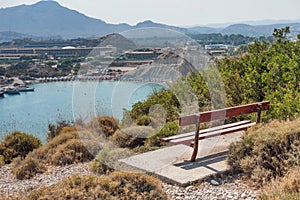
[228,119,300,186]
[0,131,42,164]
[217,28,300,121]
[136,115,151,126]
[130,89,180,122]
[87,116,119,137]
[26,172,168,200]
[146,121,179,147]
[110,126,154,148]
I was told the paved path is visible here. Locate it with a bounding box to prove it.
[120,131,243,186]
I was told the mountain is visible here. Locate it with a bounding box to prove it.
[221,24,261,36]
[221,23,300,36]
[0,31,32,42]
[0,1,132,38]
[134,20,186,33]
[188,23,300,37]
[0,1,187,39]
[0,1,299,39]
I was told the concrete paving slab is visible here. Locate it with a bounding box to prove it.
[119,131,243,186]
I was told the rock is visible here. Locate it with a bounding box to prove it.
[210,179,220,186]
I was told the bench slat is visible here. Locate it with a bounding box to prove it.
[169,122,256,145]
[180,101,269,126]
[161,120,251,142]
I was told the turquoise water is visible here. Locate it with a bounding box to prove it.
[0,81,165,142]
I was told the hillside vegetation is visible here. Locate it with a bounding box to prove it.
[130,28,300,123]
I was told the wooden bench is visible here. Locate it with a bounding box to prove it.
[162,101,270,162]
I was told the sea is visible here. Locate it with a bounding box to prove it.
[0,81,165,142]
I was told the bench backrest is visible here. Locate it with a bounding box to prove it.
[179,101,270,126]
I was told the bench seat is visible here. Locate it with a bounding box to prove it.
[161,120,251,143]
[168,121,256,145]
[161,101,270,162]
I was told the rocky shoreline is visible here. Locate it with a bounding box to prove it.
[0,162,258,199]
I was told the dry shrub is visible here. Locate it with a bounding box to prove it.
[228,119,300,186]
[47,120,72,141]
[59,126,78,134]
[13,153,45,180]
[110,126,154,148]
[26,172,168,200]
[90,148,132,174]
[49,139,95,165]
[87,116,119,137]
[260,167,300,200]
[39,130,101,166]
[0,131,41,164]
[37,131,78,161]
[13,128,102,180]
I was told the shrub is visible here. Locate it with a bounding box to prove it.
[110,126,154,148]
[130,89,180,122]
[0,131,42,164]
[26,172,168,200]
[37,130,101,166]
[87,116,119,137]
[47,120,72,141]
[0,155,5,167]
[49,139,95,165]
[260,167,300,200]
[14,129,102,179]
[146,121,179,147]
[13,153,45,180]
[228,119,300,186]
[136,115,151,126]
[90,148,132,174]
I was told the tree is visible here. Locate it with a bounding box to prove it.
[272,26,290,42]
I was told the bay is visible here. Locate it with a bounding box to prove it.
[0,81,165,142]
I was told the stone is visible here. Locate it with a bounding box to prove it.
[210,179,220,186]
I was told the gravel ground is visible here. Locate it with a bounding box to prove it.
[162,181,257,200]
[0,163,94,199]
[0,163,257,199]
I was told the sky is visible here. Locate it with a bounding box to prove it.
[0,0,299,26]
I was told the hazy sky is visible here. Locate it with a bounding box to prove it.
[0,0,299,26]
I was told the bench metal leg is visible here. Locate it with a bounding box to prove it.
[191,118,200,162]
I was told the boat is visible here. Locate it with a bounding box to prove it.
[0,91,4,98]
[4,88,20,95]
[18,87,35,92]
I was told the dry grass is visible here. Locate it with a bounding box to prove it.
[260,167,300,200]
[25,172,168,200]
[228,119,300,186]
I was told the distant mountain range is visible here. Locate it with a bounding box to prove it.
[0,1,299,41]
